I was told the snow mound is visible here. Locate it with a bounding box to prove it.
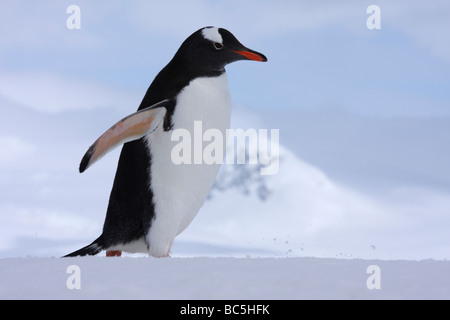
[178,145,396,259]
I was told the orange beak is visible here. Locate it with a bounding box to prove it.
[233,50,267,62]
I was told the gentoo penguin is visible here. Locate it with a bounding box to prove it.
[64,27,267,258]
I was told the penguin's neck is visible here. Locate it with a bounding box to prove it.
[172,72,231,131]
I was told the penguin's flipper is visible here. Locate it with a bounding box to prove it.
[79,100,168,173]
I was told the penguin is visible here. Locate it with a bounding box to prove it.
[64,26,267,258]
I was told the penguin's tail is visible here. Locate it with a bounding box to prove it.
[63,235,105,257]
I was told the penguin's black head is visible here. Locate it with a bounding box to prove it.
[176,26,267,73]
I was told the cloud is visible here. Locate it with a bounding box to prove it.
[382,0,450,63]
[128,0,361,39]
[0,71,138,114]
[0,1,103,50]
[127,0,450,64]
[0,136,36,165]
[2,1,450,64]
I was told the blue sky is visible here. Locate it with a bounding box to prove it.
[1,1,450,259]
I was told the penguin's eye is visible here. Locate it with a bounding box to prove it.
[213,42,223,50]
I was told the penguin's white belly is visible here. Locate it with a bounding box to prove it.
[144,73,231,257]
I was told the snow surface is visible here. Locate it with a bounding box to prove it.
[1,257,449,300]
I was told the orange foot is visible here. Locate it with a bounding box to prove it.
[106,250,122,257]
